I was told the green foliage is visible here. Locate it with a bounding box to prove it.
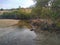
[52,0,60,8]
[56,22,60,28]
[41,7,52,18]
[50,0,60,20]
[31,0,60,31]
[34,0,50,7]
[32,0,60,20]
[31,7,42,18]
[0,9,31,20]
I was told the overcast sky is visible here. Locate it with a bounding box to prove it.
[0,0,35,9]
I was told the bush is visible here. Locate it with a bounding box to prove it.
[0,10,31,20]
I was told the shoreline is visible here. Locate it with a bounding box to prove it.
[0,19,19,27]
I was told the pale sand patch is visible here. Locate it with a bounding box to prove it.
[0,19,19,27]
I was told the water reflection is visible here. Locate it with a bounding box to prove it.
[0,27,36,45]
[0,26,60,45]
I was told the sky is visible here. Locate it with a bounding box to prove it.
[0,0,35,9]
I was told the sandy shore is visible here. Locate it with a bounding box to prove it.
[0,19,19,27]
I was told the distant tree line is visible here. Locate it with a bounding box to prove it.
[0,8,3,11]
[0,10,32,20]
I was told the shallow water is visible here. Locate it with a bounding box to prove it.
[35,31,60,45]
[0,27,36,45]
[0,26,60,45]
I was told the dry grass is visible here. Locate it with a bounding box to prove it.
[0,19,19,27]
[0,19,32,28]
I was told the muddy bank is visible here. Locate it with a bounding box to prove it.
[29,19,60,32]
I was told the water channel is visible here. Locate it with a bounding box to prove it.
[0,26,60,45]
